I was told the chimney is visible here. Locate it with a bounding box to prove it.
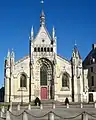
[92,44,96,50]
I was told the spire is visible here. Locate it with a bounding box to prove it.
[40,0,45,26]
[7,49,10,59]
[73,42,81,59]
[11,49,15,58]
[74,40,78,54]
[6,49,10,67]
[11,49,15,66]
[40,10,45,26]
[31,26,34,40]
[52,26,55,40]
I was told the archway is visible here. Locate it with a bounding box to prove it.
[36,58,53,100]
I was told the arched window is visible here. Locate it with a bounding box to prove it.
[40,64,47,86]
[20,74,27,87]
[62,73,69,87]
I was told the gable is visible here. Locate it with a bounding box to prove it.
[33,26,52,45]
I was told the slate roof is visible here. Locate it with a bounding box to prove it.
[83,47,96,68]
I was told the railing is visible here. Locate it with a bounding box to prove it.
[1,109,96,120]
[1,103,96,120]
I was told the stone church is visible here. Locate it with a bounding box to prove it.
[4,9,89,103]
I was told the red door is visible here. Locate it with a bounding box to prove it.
[41,87,47,100]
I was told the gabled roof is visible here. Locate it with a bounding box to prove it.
[34,25,52,42]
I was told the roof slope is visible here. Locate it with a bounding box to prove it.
[83,48,96,67]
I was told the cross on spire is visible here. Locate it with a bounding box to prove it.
[41,0,44,10]
[75,40,77,46]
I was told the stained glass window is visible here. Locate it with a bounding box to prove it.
[40,64,47,86]
[62,73,69,87]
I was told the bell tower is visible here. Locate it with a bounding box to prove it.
[28,0,57,100]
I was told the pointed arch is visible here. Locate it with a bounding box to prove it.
[40,64,47,86]
[20,74,27,87]
[62,73,69,87]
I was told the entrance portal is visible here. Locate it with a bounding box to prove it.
[37,58,53,100]
[41,87,47,100]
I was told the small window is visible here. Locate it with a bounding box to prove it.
[91,67,93,72]
[34,47,37,52]
[44,47,46,52]
[47,47,49,52]
[38,47,40,52]
[91,76,94,86]
[41,47,43,52]
[51,47,53,52]
[92,90,94,92]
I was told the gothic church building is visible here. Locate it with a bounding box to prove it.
[4,10,89,103]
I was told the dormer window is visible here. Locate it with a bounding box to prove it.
[90,58,95,64]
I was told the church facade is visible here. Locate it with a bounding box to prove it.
[4,10,89,103]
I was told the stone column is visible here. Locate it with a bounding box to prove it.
[66,103,69,108]
[28,103,31,110]
[52,103,55,109]
[17,103,20,110]
[81,103,83,108]
[40,104,43,110]
[48,111,54,120]
[23,112,28,120]
[94,101,96,108]
[82,112,88,120]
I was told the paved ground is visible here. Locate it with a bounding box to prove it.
[1,103,96,120]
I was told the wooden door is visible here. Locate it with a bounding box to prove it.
[41,87,47,100]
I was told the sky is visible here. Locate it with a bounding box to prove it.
[0,0,96,87]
